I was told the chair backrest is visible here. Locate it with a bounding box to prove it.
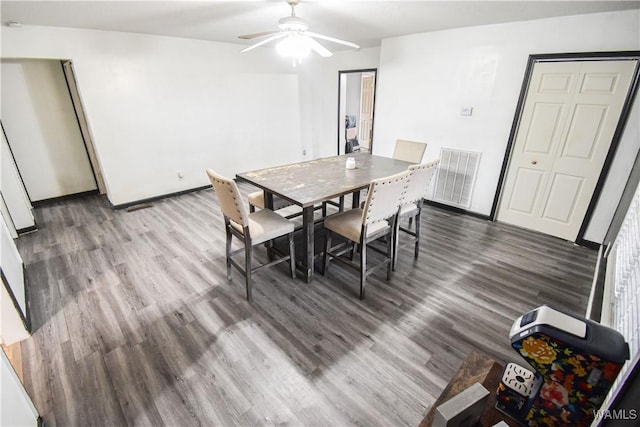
[206,169,249,227]
[404,160,440,204]
[362,170,411,226]
[393,139,427,163]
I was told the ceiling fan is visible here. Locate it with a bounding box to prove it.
[238,0,360,61]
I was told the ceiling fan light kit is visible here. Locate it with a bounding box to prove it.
[238,0,359,66]
[276,35,311,62]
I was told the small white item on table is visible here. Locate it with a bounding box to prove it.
[345,157,356,169]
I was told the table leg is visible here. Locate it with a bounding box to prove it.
[264,191,275,261]
[352,190,361,209]
[264,191,274,209]
[302,206,314,283]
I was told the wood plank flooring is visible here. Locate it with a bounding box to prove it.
[16,188,597,426]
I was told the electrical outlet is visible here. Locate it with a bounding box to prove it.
[303,149,307,155]
[461,107,473,116]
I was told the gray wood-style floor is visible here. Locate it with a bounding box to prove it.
[16,188,597,426]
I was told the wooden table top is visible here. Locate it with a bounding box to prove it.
[236,153,413,208]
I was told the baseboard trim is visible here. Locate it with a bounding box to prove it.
[575,238,600,250]
[111,185,212,210]
[16,225,38,235]
[586,244,605,322]
[424,201,601,250]
[424,200,491,221]
[31,189,99,207]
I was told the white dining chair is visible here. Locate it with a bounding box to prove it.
[354,139,426,205]
[393,139,428,163]
[207,169,296,301]
[322,170,411,299]
[393,160,439,270]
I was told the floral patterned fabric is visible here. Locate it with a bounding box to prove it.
[496,380,528,416]
[508,333,624,427]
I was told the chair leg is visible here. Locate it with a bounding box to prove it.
[414,208,422,259]
[323,230,333,275]
[393,214,401,271]
[338,195,345,213]
[245,241,253,301]
[408,201,419,228]
[359,240,367,300]
[225,227,233,281]
[386,227,393,281]
[266,240,274,262]
[288,232,296,279]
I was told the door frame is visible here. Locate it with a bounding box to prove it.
[61,60,107,195]
[337,68,377,155]
[490,51,640,246]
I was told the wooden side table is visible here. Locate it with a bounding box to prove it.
[419,351,519,427]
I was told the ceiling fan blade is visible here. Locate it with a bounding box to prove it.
[306,32,360,50]
[240,33,288,53]
[238,31,281,40]
[307,37,332,57]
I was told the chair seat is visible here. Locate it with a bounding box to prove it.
[231,209,295,245]
[399,202,419,217]
[324,208,389,243]
[248,191,291,210]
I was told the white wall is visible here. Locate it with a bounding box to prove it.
[1,59,97,201]
[297,47,380,159]
[586,94,640,243]
[345,73,362,119]
[374,10,640,240]
[1,26,308,206]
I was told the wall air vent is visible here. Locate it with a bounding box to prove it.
[433,148,481,209]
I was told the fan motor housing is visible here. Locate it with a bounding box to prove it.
[278,16,308,31]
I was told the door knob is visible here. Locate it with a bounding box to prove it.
[531,160,538,165]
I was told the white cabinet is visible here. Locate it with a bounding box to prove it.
[0,214,30,344]
[1,122,35,232]
[0,348,39,426]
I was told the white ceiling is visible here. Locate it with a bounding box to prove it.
[2,1,639,51]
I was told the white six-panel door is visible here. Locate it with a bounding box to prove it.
[498,60,637,241]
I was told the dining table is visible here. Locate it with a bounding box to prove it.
[236,152,414,283]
